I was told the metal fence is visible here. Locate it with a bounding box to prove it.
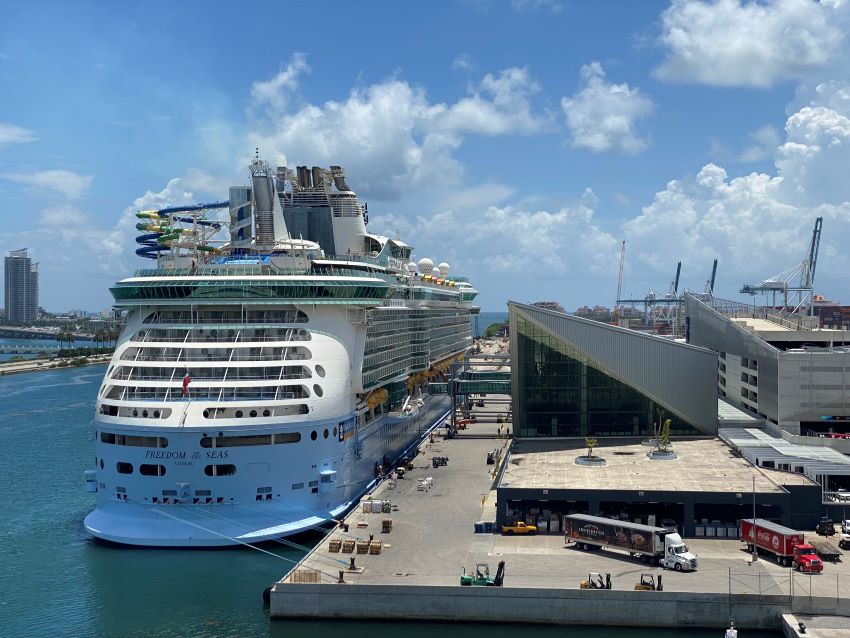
[728,568,847,610]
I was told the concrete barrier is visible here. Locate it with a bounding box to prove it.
[271,583,813,629]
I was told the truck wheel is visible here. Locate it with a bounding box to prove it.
[506,530,513,535]
[797,564,803,572]
[674,563,682,572]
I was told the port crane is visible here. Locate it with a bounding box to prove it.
[704,259,718,297]
[739,217,823,315]
[613,240,625,325]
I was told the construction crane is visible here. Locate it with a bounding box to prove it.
[617,260,685,335]
[704,259,718,297]
[739,217,823,315]
[614,240,626,325]
[667,261,681,299]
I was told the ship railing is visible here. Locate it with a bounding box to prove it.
[127,353,309,362]
[114,372,308,382]
[143,316,307,325]
[132,334,310,343]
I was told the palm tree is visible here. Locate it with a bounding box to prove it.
[585,437,598,459]
[659,419,672,453]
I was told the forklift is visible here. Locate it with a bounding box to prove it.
[580,572,611,589]
[634,573,663,591]
[816,517,836,536]
[460,561,505,586]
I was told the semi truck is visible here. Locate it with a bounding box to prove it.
[563,514,698,571]
[740,519,823,572]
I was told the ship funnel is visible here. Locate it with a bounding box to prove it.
[311,166,324,190]
[297,166,311,189]
[330,165,351,191]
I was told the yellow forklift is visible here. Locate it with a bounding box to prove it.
[634,573,663,591]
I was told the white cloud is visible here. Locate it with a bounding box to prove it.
[614,76,850,303]
[560,61,653,154]
[452,53,475,72]
[0,123,37,146]
[654,0,847,88]
[511,0,562,12]
[375,192,617,287]
[1,169,92,199]
[247,55,548,201]
[738,125,781,163]
[435,66,546,136]
[250,53,310,111]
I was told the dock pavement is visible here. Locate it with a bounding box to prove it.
[271,398,850,628]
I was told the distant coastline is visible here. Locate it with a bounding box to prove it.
[0,353,110,376]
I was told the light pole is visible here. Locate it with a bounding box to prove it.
[752,475,758,562]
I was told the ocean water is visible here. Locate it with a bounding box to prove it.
[0,336,99,362]
[0,365,778,637]
[474,311,508,338]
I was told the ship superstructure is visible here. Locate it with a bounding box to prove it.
[84,158,477,546]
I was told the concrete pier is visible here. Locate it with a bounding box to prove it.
[270,396,850,630]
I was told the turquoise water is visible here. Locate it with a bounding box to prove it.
[0,365,777,637]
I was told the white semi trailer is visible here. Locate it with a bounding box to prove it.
[563,513,698,571]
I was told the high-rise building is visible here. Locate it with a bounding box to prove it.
[4,249,38,324]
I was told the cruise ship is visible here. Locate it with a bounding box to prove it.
[84,158,477,546]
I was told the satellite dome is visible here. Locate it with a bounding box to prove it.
[438,262,450,276]
[432,267,440,276]
[417,257,434,272]
[407,262,418,273]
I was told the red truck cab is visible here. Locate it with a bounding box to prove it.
[792,544,824,573]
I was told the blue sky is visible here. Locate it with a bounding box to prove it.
[2,0,849,312]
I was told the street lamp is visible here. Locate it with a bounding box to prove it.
[752,475,758,563]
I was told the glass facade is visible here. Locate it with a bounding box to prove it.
[515,316,700,438]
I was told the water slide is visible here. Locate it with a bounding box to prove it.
[134,201,229,259]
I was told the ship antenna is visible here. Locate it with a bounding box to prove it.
[254,147,260,161]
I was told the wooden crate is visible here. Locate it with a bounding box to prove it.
[356,540,370,554]
[341,539,355,553]
[382,519,393,533]
[290,569,321,583]
[328,538,341,552]
[369,541,382,555]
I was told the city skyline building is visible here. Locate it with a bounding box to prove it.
[4,249,39,324]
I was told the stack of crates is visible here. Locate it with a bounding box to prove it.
[328,539,342,552]
[382,519,393,533]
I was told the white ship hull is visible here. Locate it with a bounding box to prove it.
[85,159,476,547]
[85,397,450,546]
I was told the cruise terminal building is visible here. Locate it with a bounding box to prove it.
[495,302,823,537]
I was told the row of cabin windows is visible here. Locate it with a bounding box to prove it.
[100,428,337,450]
[115,462,236,476]
[102,433,169,447]
[116,462,167,475]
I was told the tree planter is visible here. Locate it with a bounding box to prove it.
[575,455,607,466]
[646,449,677,460]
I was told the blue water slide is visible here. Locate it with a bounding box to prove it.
[135,232,167,258]
[157,201,229,215]
[134,200,229,258]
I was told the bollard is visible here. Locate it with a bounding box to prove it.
[337,570,345,584]
[349,557,356,570]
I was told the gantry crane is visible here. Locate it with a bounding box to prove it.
[740,217,823,315]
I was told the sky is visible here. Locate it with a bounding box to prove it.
[2,0,850,312]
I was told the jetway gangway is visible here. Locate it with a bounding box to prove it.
[440,356,512,436]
